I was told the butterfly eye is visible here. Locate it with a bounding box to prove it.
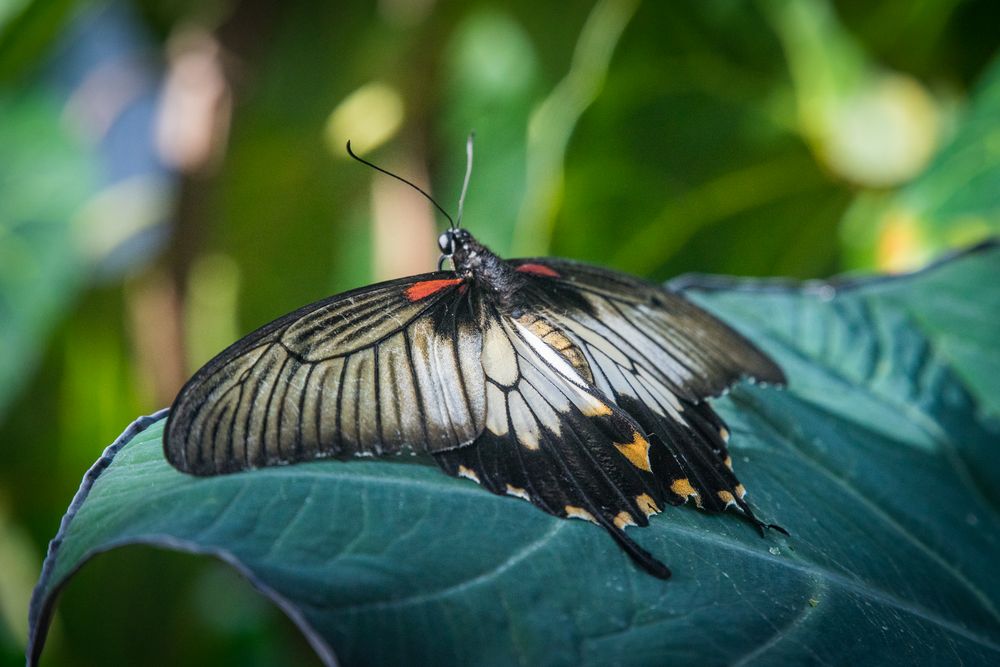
[438,232,454,255]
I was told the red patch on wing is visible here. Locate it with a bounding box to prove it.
[405,278,463,301]
[516,263,560,278]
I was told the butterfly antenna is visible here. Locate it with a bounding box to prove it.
[346,141,454,227]
[454,131,475,230]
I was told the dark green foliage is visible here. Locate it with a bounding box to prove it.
[3,1,1000,664]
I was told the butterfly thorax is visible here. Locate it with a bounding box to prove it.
[442,228,591,379]
[450,229,527,306]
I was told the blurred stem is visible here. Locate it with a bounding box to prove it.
[512,0,639,256]
[371,149,439,281]
[758,0,868,144]
[131,0,279,407]
[610,153,824,275]
[125,270,185,407]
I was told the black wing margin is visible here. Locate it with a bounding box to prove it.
[164,272,485,475]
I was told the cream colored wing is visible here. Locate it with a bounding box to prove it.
[164,272,484,475]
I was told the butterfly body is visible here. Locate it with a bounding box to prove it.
[165,227,785,579]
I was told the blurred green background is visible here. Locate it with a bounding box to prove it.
[1,0,997,664]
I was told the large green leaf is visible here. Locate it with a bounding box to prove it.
[28,244,1000,666]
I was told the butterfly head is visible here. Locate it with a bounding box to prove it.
[437,227,506,282]
[438,227,474,272]
[438,229,460,256]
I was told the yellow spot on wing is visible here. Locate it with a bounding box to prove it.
[505,484,530,501]
[735,484,746,499]
[580,398,612,417]
[564,505,597,523]
[613,511,636,529]
[458,465,480,484]
[719,427,730,442]
[614,432,652,472]
[724,456,733,470]
[670,478,697,498]
[671,478,702,507]
[717,490,735,505]
[635,493,660,516]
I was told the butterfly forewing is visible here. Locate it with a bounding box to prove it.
[513,257,786,398]
[164,273,484,475]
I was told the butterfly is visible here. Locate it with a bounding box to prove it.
[163,138,786,579]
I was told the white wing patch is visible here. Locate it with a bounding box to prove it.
[484,382,509,436]
[588,346,685,422]
[513,317,589,388]
[552,296,690,424]
[480,315,620,450]
[507,389,540,449]
[481,320,519,385]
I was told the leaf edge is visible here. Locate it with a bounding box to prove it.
[24,409,339,667]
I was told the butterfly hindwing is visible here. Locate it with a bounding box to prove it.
[164,272,484,475]
[435,305,673,577]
